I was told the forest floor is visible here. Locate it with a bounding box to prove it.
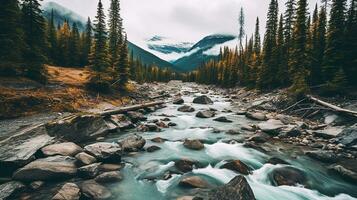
[0,65,137,119]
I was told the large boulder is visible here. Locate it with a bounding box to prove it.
[75,152,97,166]
[175,159,197,173]
[0,181,26,200]
[41,142,83,157]
[95,171,122,183]
[220,160,250,175]
[178,105,195,112]
[258,119,285,136]
[108,114,134,130]
[196,111,215,118]
[305,150,338,163]
[193,95,213,104]
[336,124,357,147]
[84,142,122,163]
[52,183,81,200]
[208,176,255,200]
[245,112,267,121]
[270,166,307,187]
[173,98,184,105]
[312,127,343,139]
[183,139,205,150]
[179,176,209,188]
[0,125,55,176]
[45,115,113,143]
[80,180,112,200]
[78,163,102,178]
[146,145,161,152]
[248,131,270,143]
[151,137,167,143]
[328,164,357,183]
[118,135,146,152]
[13,156,77,181]
[126,111,147,123]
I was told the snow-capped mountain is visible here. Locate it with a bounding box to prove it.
[146,36,194,63]
[173,34,237,71]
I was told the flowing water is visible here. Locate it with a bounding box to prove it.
[105,84,357,200]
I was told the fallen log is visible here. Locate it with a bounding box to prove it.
[99,101,165,116]
[150,93,170,100]
[306,95,357,117]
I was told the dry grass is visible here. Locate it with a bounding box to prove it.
[0,65,131,119]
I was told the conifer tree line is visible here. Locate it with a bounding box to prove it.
[186,0,357,95]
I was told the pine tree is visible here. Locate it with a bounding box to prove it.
[81,17,92,66]
[47,9,57,65]
[323,0,347,91]
[117,34,129,89]
[238,7,245,51]
[108,0,123,68]
[57,21,71,66]
[251,17,261,86]
[0,0,24,76]
[21,0,47,82]
[257,0,278,89]
[344,0,357,86]
[90,0,110,73]
[69,23,80,66]
[276,14,288,86]
[253,17,261,56]
[289,0,309,95]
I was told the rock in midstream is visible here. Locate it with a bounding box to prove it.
[118,135,146,152]
[41,142,83,157]
[52,183,81,200]
[207,176,255,200]
[84,142,122,163]
[193,95,213,104]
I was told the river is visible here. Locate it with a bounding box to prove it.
[100,83,357,200]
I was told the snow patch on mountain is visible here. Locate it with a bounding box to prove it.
[203,39,238,56]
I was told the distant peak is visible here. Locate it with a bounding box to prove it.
[148,36,165,42]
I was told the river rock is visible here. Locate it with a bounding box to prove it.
[13,156,77,181]
[109,114,134,130]
[126,111,147,123]
[258,119,285,136]
[282,126,302,137]
[193,95,213,104]
[80,180,112,200]
[178,105,195,112]
[0,181,26,200]
[175,159,196,172]
[179,176,209,188]
[118,135,146,152]
[335,124,357,147]
[52,183,80,200]
[146,145,161,152]
[183,139,205,150]
[305,150,338,163]
[328,164,357,182]
[168,122,177,127]
[241,124,256,132]
[267,157,290,165]
[248,131,270,143]
[213,117,233,123]
[75,152,97,166]
[46,114,113,143]
[245,112,267,121]
[173,98,184,105]
[29,181,44,190]
[271,166,307,186]
[156,121,169,128]
[84,142,122,163]
[41,142,83,157]
[226,129,242,135]
[208,176,255,200]
[0,125,55,175]
[99,163,124,172]
[78,163,102,178]
[312,126,343,139]
[95,171,122,183]
[196,110,215,118]
[151,137,167,143]
[220,160,250,175]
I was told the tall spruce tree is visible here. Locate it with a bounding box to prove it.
[117,34,129,89]
[108,0,123,69]
[238,7,245,51]
[323,0,347,91]
[276,14,288,86]
[0,0,24,75]
[289,0,309,95]
[344,0,357,86]
[57,21,71,66]
[258,0,278,89]
[21,0,47,82]
[47,9,57,65]
[69,23,80,66]
[81,17,92,66]
[90,0,110,73]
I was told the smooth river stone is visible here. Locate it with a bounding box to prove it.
[41,142,83,157]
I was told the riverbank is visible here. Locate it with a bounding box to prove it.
[0,81,356,200]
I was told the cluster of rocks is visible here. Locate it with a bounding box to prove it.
[0,104,166,199]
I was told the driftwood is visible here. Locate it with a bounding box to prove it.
[306,95,357,117]
[150,93,170,100]
[100,101,165,116]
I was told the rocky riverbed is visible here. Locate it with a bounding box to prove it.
[0,81,356,200]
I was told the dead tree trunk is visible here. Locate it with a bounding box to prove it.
[306,95,357,117]
[99,101,165,116]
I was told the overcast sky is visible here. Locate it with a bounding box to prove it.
[43,0,319,45]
